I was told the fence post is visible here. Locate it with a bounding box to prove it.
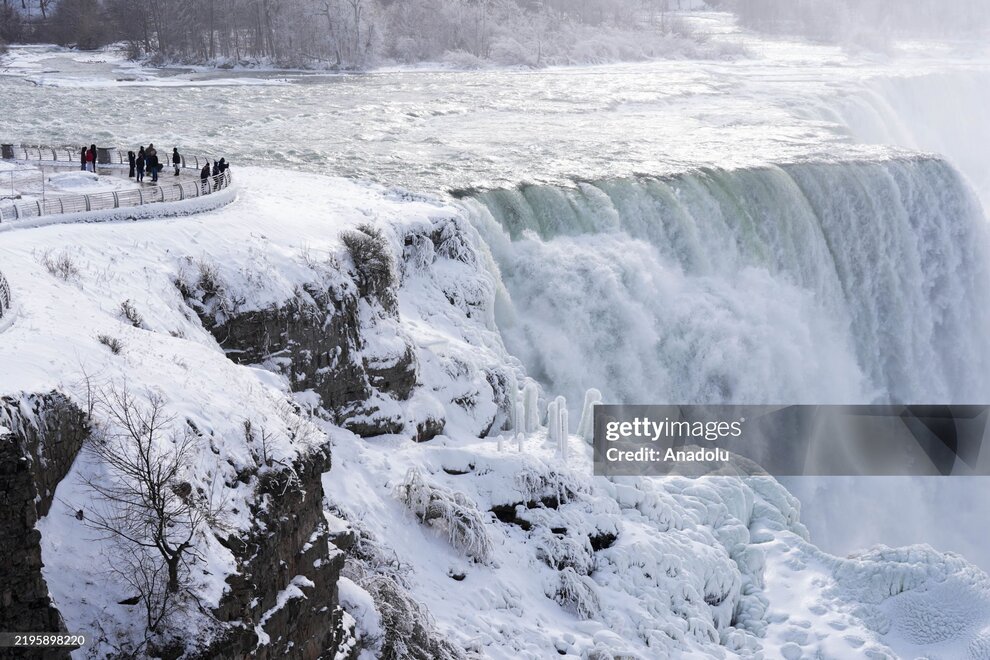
[85,194,91,212]
[113,192,119,208]
[59,198,64,213]
[36,200,42,216]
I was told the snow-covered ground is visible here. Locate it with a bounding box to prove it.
[3,167,988,658]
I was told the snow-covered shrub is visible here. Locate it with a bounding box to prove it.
[340,223,398,314]
[359,575,464,660]
[119,299,144,328]
[175,256,245,323]
[97,334,123,354]
[40,248,80,280]
[396,468,494,563]
[534,528,595,575]
[515,461,585,507]
[550,567,601,620]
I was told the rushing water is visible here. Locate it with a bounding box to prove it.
[1,43,988,195]
[4,39,990,568]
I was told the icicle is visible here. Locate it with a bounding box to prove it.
[515,399,525,437]
[497,435,504,452]
[576,388,602,444]
[548,398,559,441]
[559,406,569,463]
[523,382,540,432]
[516,432,524,453]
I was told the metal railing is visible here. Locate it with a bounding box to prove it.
[0,270,11,321]
[0,168,233,223]
[2,143,221,171]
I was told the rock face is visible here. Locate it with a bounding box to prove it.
[196,447,356,660]
[179,230,423,439]
[0,391,356,660]
[0,392,89,657]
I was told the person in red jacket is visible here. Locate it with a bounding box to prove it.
[86,144,96,172]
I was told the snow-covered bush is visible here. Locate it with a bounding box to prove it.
[534,528,595,575]
[97,334,123,354]
[119,299,144,328]
[359,575,464,660]
[341,223,398,314]
[40,248,80,280]
[396,468,494,563]
[175,256,245,323]
[550,567,601,620]
[515,461,586,507]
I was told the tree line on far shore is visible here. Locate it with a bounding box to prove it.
[1,0,985,69]
[1,0,731,68]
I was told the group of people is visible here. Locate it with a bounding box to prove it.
[125,144,174,183]
[80,144,98,172]
[199,158,230,193]
[80,143,230,191]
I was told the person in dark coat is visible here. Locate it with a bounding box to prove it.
[211,161,220,190]
[172,148,181,176]
[80,147,87,171]
[200,162,211,193]
[136,146,146,182]
[86,144,96,172]
[216,158,229,187]
[128,151,136,178]
[148,150,159,183]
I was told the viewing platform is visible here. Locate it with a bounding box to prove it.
[0,143,234,223]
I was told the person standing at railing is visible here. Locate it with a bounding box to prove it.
[136,146,146,182]
[128,151,136,178]
[212,160,221,191]
[200,162,211,193]
[86,144,96,172]
[80,147,87,171]
[172,148,181,176]
[147,144,160,183]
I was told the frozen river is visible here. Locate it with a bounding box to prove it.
[1,36,989,196]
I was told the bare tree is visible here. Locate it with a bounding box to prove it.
[80,385,224,632]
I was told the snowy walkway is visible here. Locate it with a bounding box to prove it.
[0,145,233,223]
[0,144,237,333]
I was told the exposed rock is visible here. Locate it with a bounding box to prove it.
[183,274,420,438]
[0,392,89,658]
[196,446,357,660]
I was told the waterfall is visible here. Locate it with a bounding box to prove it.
[814,70,990,208]
[462,156,990,409]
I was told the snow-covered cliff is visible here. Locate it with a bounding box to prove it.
[1,166,988,659]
